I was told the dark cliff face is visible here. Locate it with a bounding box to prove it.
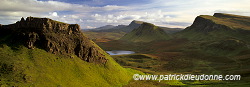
[0,17,107,64]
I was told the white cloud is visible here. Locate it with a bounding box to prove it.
[121,0,250,28]
[102,5,128,11]
[1,0,250,29]
[86,26,97,29]
[0,0,74,12]
[0,0,128,28]
[49,12,58,17]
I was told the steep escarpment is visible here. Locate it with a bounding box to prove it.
[185,13,250,31]
[179,13,250,41]
[120,22,170,42]
[185,15,231,32]
[176,13,250,56]
[0,17,106,64]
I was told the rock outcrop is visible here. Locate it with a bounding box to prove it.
[0,17,107,64]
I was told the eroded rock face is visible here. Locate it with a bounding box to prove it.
[0,17,107,64]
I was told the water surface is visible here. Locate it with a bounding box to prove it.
[106,50,135,55]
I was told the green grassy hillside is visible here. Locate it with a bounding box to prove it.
[0,44,142,87]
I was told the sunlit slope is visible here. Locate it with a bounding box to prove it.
[0,44,142,87]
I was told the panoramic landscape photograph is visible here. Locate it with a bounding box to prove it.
[0,0,250,87]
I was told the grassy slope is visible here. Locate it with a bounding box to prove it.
[0,44,142,87]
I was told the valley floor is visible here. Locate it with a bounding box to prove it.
[97,38,250,87]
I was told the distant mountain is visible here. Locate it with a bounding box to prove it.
[114,25,128,29]
[94,25,116,30]
[87,20,143,33]
[93,25,127,32]
[120,22,170,42]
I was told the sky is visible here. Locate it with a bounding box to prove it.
[0,0,250,29]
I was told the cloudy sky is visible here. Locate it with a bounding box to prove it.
[0,0,250,29]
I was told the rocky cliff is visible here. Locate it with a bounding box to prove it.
[0,17,107,64]
[178,13,250,42]
[185,13,250,32]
